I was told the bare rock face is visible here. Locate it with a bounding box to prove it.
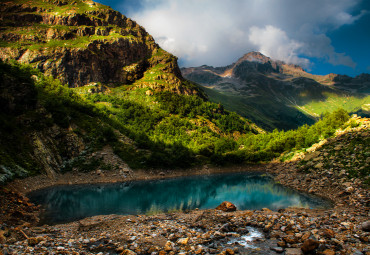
[215,201,237,212]
[0,0,200,95]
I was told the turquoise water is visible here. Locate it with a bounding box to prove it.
[28,172,331,224]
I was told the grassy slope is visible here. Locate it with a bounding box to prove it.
[299,93,370,117]
[202,86,315,131]
[0,61,262,182]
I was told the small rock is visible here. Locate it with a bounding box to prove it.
[121,249,137,255]
[322,249,335,255]
[27,237,38,246]
[164,241,174,251]
[314,162,324,169]
[277,241,286,247]
[225,248,235,255]
[177,237,189,245]
[285,248,303,255]
[321,229,335,239]
[216,201,237,212]
[360,221,370,232]
[301,239,320,254]
[270,246,284,253]
[0,232,5,244]
[219,223,232,232]
[345,186,354,193]
[334,145,342,151]
[261,208,272,212]
[283,235,297,244]
[351,249,363,255]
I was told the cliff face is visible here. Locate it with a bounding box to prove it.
[0,0,199,95]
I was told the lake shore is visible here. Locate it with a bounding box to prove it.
[6,164,267,195]
[1,161,369,254]
[1,127,369,254]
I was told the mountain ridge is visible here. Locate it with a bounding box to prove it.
[182,52,370,130]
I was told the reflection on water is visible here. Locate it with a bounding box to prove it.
[28,172,331,224]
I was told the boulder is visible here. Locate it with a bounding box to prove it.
[216,201,237,212]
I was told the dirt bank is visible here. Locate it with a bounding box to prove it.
[6,164,266,195]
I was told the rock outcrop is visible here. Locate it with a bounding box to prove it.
[0,0,201,96]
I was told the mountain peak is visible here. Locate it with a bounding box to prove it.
[237,51,273,65]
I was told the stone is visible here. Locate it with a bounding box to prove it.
[283,235,297,244]
[215,201,237,212]
[121,249,137,255]
[177,237,189,245]
[322,249,335,255]
[301,239,320,254]
[219,223,234,232]
[225,248,235,254]
[351,249,363,255]
[277,241,286,247]
[261,208,272,212]
[360,221,370,232]
[27,237,38,246]
[314,162,324,169]
[334,145,343,151]
[321,229,335,239]
[164,241,174,251]
[0,231,6,244]
[285,248,303,255]
[270,247,284,253]
[345,186,354,193]
[301,232,311,241]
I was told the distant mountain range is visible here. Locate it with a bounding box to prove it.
[182,52,370,130]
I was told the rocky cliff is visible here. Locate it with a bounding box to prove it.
[182,52,370,130]
[0,1,264,183]
[0,0,200,95]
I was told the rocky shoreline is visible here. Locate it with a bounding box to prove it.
[1,124,369,254]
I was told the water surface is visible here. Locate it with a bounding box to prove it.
[28,172,331,224]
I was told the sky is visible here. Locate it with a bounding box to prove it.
[96,0,370,77]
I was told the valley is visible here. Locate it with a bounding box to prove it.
[182,52,370,131]
[0,0,369,254]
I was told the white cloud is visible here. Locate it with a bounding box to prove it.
[248,25,310,68]
[120,0,365,68]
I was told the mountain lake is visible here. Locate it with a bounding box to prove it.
[28,172,332,225]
